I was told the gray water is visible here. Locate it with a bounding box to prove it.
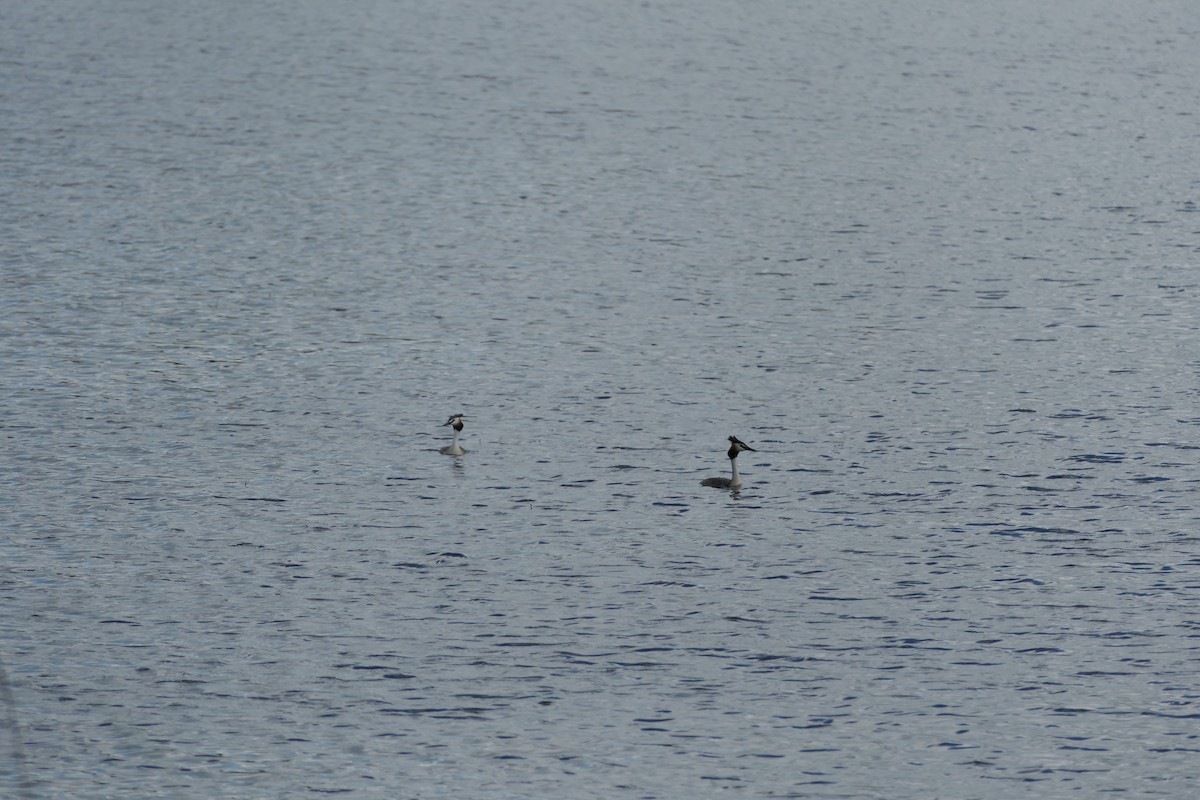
[5,1,1200,797]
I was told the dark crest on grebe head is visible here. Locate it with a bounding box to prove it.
[726,435,756,458]
[443,414,465,430]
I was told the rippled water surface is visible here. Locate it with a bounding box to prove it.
[5,1,1200,797]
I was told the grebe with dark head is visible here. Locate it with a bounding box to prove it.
[439,414,467,456]
[700,436,756,489]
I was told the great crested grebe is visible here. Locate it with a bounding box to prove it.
[439,414,467,456]
[701,436,756,489]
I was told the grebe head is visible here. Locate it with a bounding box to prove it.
[442,414,465,432]
[726,435,756,459]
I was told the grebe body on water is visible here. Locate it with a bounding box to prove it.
[439,414,467,456]
[700,436,756,488]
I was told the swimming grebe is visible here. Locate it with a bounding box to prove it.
[439,414,467,456]
[700,436,756,488]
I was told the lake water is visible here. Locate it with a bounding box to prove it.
[5,1,1200,797]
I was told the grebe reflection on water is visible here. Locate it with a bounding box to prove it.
[439,414,467,456]
[700,436,756,489]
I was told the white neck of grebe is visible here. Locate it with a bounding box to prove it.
[729,455,742,487]
[441,425,466,455]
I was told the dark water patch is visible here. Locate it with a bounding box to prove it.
[212,495,288,503]
[340,664,393,671]
[610,661,671,669]
[1066,453,1126,464]
[1051,411,1113,421]
[379,707,492,719]
[744,653,809,663]
[1006,526,1085,536]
